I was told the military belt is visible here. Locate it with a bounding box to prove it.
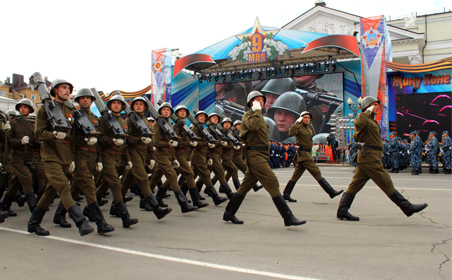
[194,148,208,152]
[104,148,123,156]
[366,145,382,151]
[76,146,97,153]
[134,144,147,150]
[246,146,268,151]
[298,147,312,152]
[12,149,33,156]
[54,139,70,144]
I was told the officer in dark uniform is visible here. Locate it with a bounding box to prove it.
[28,79,94,236]
[409,131,423,175]
[283,111,343,203]
[223,91,306,226]
[388,132,400,173]
[441,131,451,174]
[337,96,428,221]
[426,131,440,174]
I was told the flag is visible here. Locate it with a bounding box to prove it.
[151,48,173,105]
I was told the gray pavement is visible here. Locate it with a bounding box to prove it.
[1,165,450,280]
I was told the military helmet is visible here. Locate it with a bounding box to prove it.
[74,88,96,103]
[221,117,232,125]
[410,131,416,135]
[300,111,312,120]
[429,131,437,136]
[158,102,174,115]
[174,105,190,116]
[15,98,35,113]
[208,112,220,120]
[131,96,148,111]
[6,109,17,116]
[107,94,126,111]
[233,120,242,126]
[266,91,306,118]
[147,116,155,122]
[50,79,74,97]
[261,78,296,97]
[360,96,380,110]
[195,110,208,119]
[246,90,266,108]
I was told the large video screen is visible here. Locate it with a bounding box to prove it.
[396,92,452,140]
[215,73,344,143]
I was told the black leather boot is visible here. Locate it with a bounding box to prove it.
[318,178,343,199]
[253,184,263,192]
[174,190,198,213]
[67,205,94,236]
[25,193,37,213]
[445,169,451,174]
[155,187,169,207]
[223,193,245,224]
[139,198,153,211]
[431,168,439,174]
[88,202,115,234]
[232,180,241,191]
[114,200,139,228]
[411,169,420,175]
[220,182,233,199]
[53,201,71,228]
[109,202,121,217]
[337,193,360,221]
[83,204,95,221]
[0,209,9,223]
[389,191,428,217]
[97,196,108,206]
[28,207,50,236]
[146,194,172,220]
[195,181,205,200]
[282,180,297,202]
[205,185,228,205]
[189,188,209,209]
[1,194,17,216]
[14,191,27,207]
[273,195,306,226]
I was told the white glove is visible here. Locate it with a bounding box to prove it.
[172,160,180,168]
[53,131,66,139]
[187,161,191,167]
[296,117,303,123]
[220,159,223,163]
[0,162,3,169]
[148,159,155,170]
[190,140,198,147]
[3,121,11,131]
[96,162,103,172]
[112,138,124,146]
[233,145,241,150]
[208,143,215,149]
[169,140,178,147]
[407,150,410,155]
[21,136,30,145]
[69,161,75,173]
[366,105,375,112]
[126,161,133,170]
[84,137,97,145]
[141,137,152,144]
[207,159,213,166]
[440,148,444,154]
[221,141,228,147]
[251,100,261,112]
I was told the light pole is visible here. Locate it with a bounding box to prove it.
[347,97,362,119]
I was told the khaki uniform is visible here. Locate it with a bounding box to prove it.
[212,128,238,183]
[191,125,213,186]
[206,125,227,185]
[346,110,396,196]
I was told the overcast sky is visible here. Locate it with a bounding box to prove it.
[2,0,450,93]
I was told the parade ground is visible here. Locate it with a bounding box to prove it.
[1,165,450,280]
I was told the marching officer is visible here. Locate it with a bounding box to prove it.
[28,79,94,236]
[409,131,423,175]
[283,111,343,202]
[336,96,428,221]
[223,91,306,226]
[440,131,451,174]
[426,131,440,174]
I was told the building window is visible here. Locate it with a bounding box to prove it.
[0,90,6,97]
[31,94,36,100]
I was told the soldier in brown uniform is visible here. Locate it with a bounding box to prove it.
[52,89,114,234]
[282,111,343,203]
[3,99,40,214]
[337,96,428,221]
[120,97,173,218]
[190,111,228,206]
[223,91,306,226]
[150,102,197,213]
[0,121,10,223]
[95,95,139,227]
[28,79,94,236]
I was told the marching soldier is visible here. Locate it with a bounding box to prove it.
[282,111,343,202]
[441,131,451,174]
[426,131,440,174]
[223,91,306,226]
[28,79,94,236]
[409,131,423,175]
[336,96,428,221]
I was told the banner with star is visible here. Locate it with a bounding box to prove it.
[152,48,173,105]
[360,15,392,138]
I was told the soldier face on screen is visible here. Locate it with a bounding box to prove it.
[196,114,206,124]
[223,122,232,129]
[176,109,187,120]
[78,96,93,109]
[133,100,146,114]
[53,84,71,102]
[264,93,278,112]
[274,109,297,133]
[110,100,123,114]
[302,114,311,125]
[161,107,172,118]
[18,104,30,117]
[210,115,219,125]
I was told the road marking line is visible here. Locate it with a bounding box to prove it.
[0,227,320,280]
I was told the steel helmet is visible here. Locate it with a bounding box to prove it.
[147,116,155,122]
[131,96,148,111]
[246,90,266,107]
[158,102,174,115]
[208,112,220,119]
[261,78,296,97]
[300,111,312,119]
[360,96,380,111]
[233,120,242,126]
[266,91,306,118]
[50,79,74,97]
[15,98,35,113]
[174,105,190,116]
[195,110,208,119]
[221,117,233,125]
[74,88,96,103]
[6,109,17,116]
[107,94,126,111]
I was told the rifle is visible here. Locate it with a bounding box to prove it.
[157,100,198,142]
[30,72,71,133]
[216,99,245,122]
[90,88,128,139]
[64,99,100,138]
[207,122,228,142]
[116,93,153,138]
[189,109,216,144]
[142,98,179,141]
[218,123,240,146]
